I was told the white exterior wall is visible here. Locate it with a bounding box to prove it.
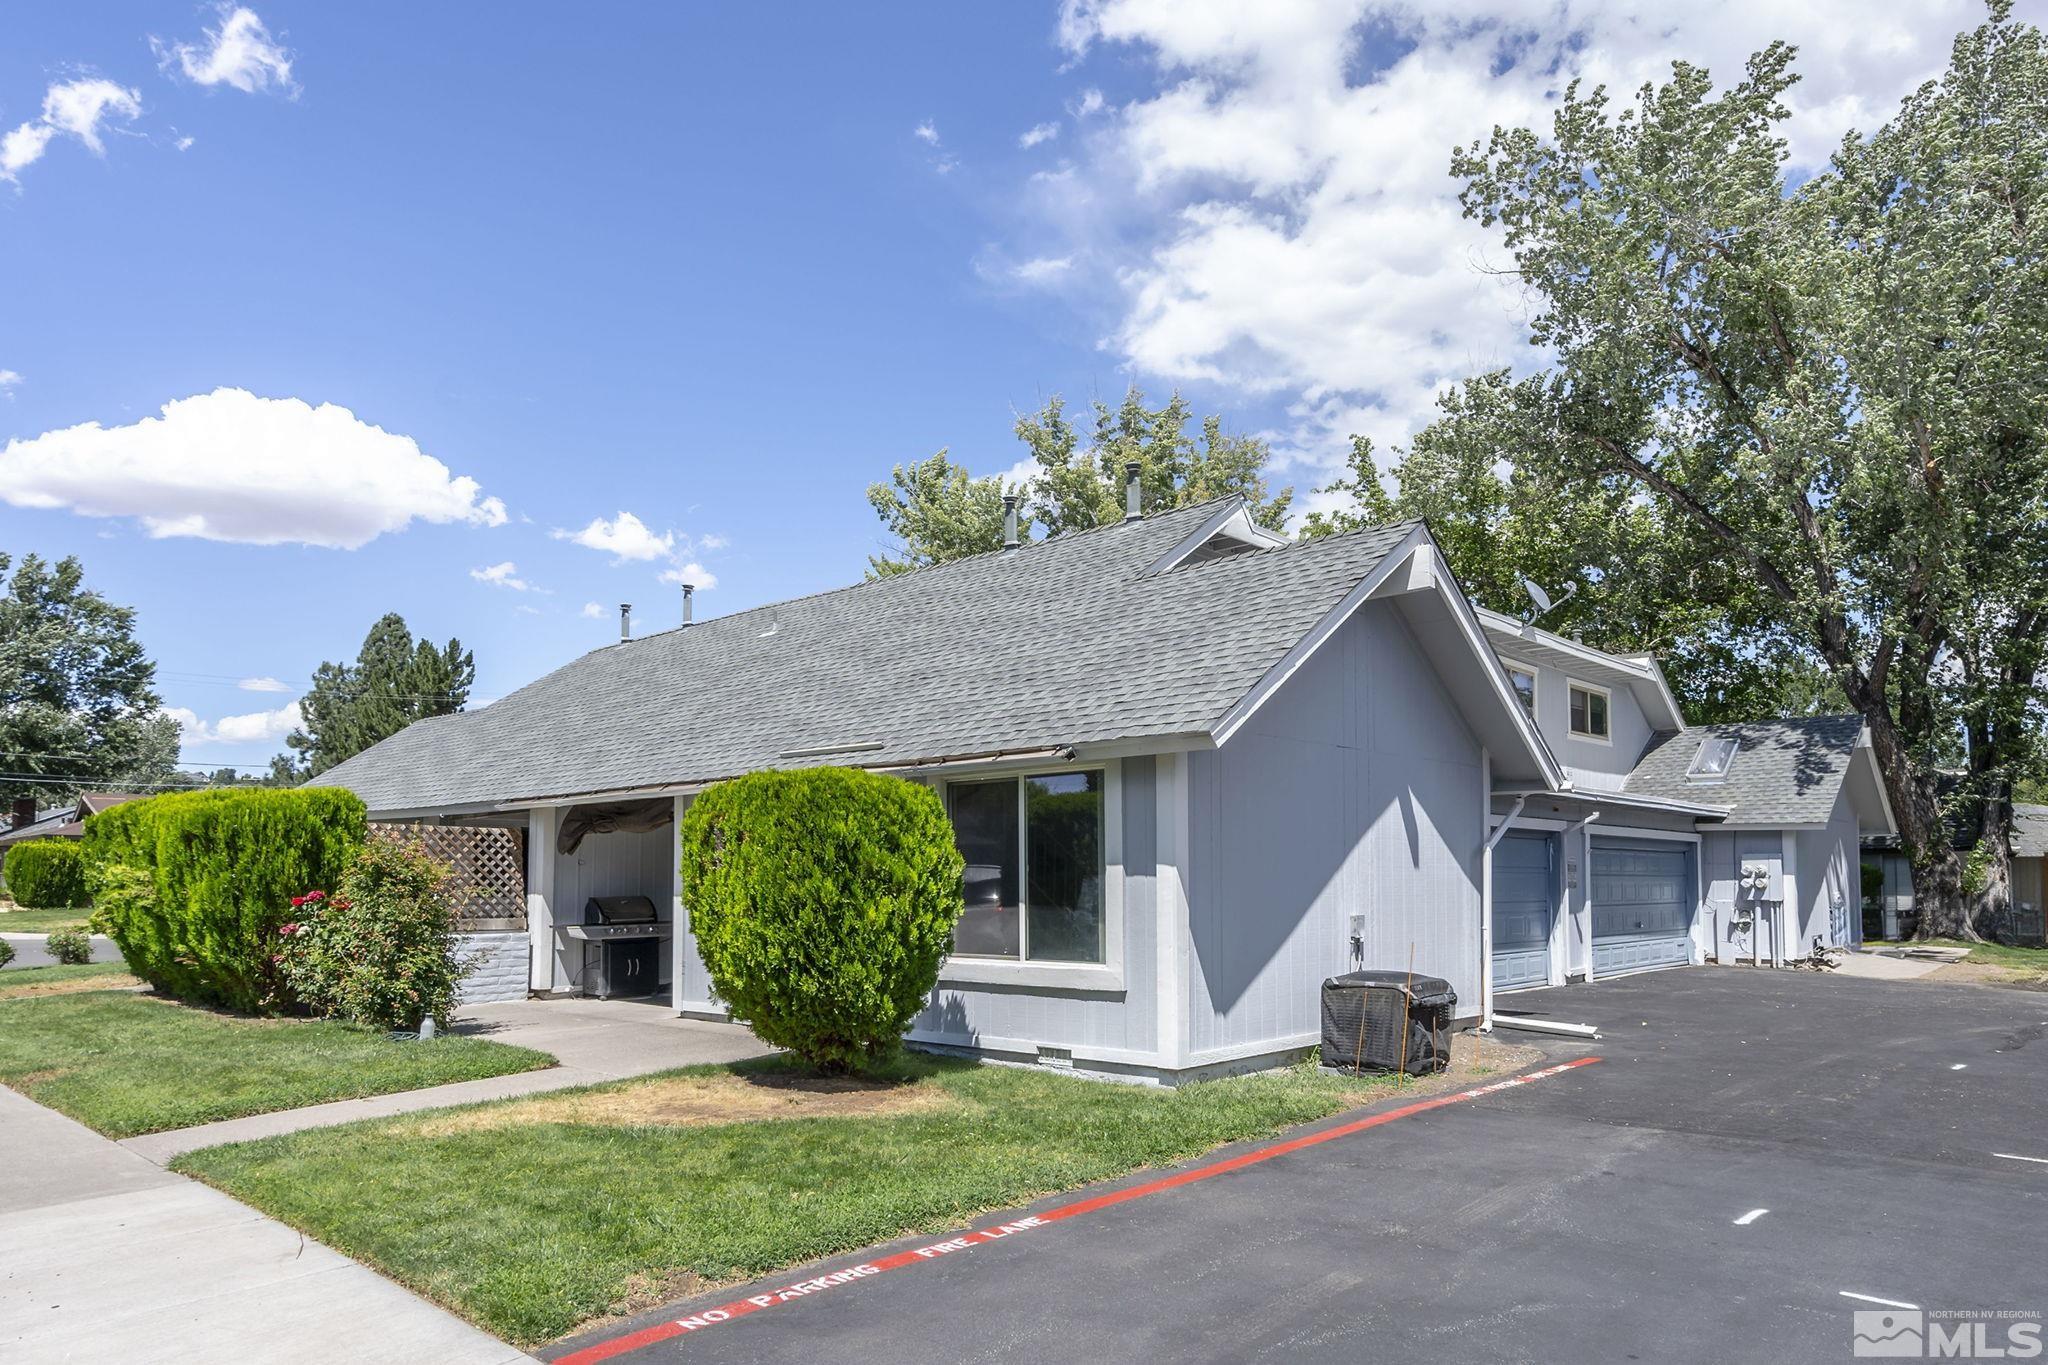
[547,823,676,994]
[1184,599,1484,1059]
[455,931,530,1004]
[1702,827,1792,964]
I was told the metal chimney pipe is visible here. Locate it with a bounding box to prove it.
[1124,461,1143,521]
[681,582,695,627]
[619,603,632,642]
[1002,494,1020,550]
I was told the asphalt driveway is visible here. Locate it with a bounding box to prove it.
[549,967,2048,1364]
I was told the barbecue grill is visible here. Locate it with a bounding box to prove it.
[556,895,671,998]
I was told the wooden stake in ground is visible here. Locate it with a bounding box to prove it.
[1398,943,1415,1085]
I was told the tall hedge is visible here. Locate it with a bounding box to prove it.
[3,839,88,908]
[83,787,367,1011]
[681,767,964,1073]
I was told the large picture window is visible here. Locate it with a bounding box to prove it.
[944,771,1105,965]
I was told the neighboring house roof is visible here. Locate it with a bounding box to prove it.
[2015,805,2048,859]
[314,500,1557,815]
[1472,605,1686,733]
[0,792,145,849]
[1624,715,1882,828]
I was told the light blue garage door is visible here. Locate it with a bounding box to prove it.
[1592,839,1696,975]
[1493,832,1558,990]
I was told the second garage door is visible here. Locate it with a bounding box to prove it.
[1591,839,1695,975]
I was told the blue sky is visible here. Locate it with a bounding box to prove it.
[0,2,1990,770]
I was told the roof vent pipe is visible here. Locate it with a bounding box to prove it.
[1124,461,1143,521]
[1002,494,1020,550]
[681,582,695,627]
[619,603,632,643]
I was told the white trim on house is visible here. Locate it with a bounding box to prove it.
[524,806,557,992]
[930,760,1126,991]
[1212,529,1562,788]
[1155,751,1191,1075]
[1143,501,1289,574]
[1472,604,1686,732]
[1566,678,1614,743]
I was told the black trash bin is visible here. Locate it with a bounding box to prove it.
[1320,970,1457,1075]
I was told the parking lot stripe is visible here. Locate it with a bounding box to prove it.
[554,1056,1602,1364]
[1841,1292,1920,1310]
[1993,1152,2048,1165]
[1733,1208,1768,1225]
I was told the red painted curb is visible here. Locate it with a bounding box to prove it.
[555,1056,1602,1364]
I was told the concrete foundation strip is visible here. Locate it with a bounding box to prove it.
[556,1056,1604,1364]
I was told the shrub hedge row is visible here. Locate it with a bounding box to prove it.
[4,839,89,909]
[681,767,964,1073]
[84,787,367,1012]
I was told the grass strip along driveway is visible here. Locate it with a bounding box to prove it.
[0,963,140,999]
[0,905,92,935]
[0,989,555,1138]
[173,1045,1529,1348]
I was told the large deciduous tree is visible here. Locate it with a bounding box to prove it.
[285,613,473,776]
[866,387,1291,576]
[1418,6,2047,938]
[0,552,161,807]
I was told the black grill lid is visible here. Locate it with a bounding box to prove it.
[585,895,660,925]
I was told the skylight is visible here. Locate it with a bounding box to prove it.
[1687,735,1739,781]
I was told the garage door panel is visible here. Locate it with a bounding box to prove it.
[1492,833,1556,990]
[1591,841,1695,975]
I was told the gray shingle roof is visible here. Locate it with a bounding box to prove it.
[1624,714,1865,825]
[311,502,1420,813]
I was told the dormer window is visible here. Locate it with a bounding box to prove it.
[1687,735,1739,782]
[1568,681,1610,741]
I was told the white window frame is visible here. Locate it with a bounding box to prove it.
[932,761,1125,992]
[1567,679,1613,744]
[1502,657,1539,722]
[1686,735,1739,781]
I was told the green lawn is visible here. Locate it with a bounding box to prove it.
[0,963,138,999]
[0,991,556,1137]
[0,905,93,935]
[1921,937,2048,979]
[174,1052,1445,1346]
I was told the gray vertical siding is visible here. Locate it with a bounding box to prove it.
[907,756,1160,1062]
[1795,789,1858,950]
[1185,599,1483,1058]
[1701,828,1785,961]
[1500,656,1655,790]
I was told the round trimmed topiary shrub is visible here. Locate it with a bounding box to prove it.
[681,767,965,1073]
[4,839,88,909]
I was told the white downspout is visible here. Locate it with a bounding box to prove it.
[1480,783,1528,1034]
[1561,811,1601,981]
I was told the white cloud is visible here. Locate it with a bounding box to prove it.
[551,511,675,562]
[658,562,718,590]
[470,560,538,591]
[0,370,19,393]
[913,120,941,145]
[697,532,729,552]
[237,675,290,693]
[1074,88,1106,117]
[175,134,195,151]
[0,387,508,548]
[580,601,605,619]
[1019,121,1061,148]
[1012,255,1074,283]
[156,6,297,95]
[1036,0,1984,476]
[1,78,142,184]
[168,700,301,748]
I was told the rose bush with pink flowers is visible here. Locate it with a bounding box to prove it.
[275,839,474,1031]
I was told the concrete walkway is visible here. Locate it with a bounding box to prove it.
[1834,944,1970,981]
[0,1086,533,1365]
[122,996,771,1163]
[0,930,118,968]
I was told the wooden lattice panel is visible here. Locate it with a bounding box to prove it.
[370,822,527,930]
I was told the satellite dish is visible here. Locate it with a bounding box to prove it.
[1521,577,1578,624]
